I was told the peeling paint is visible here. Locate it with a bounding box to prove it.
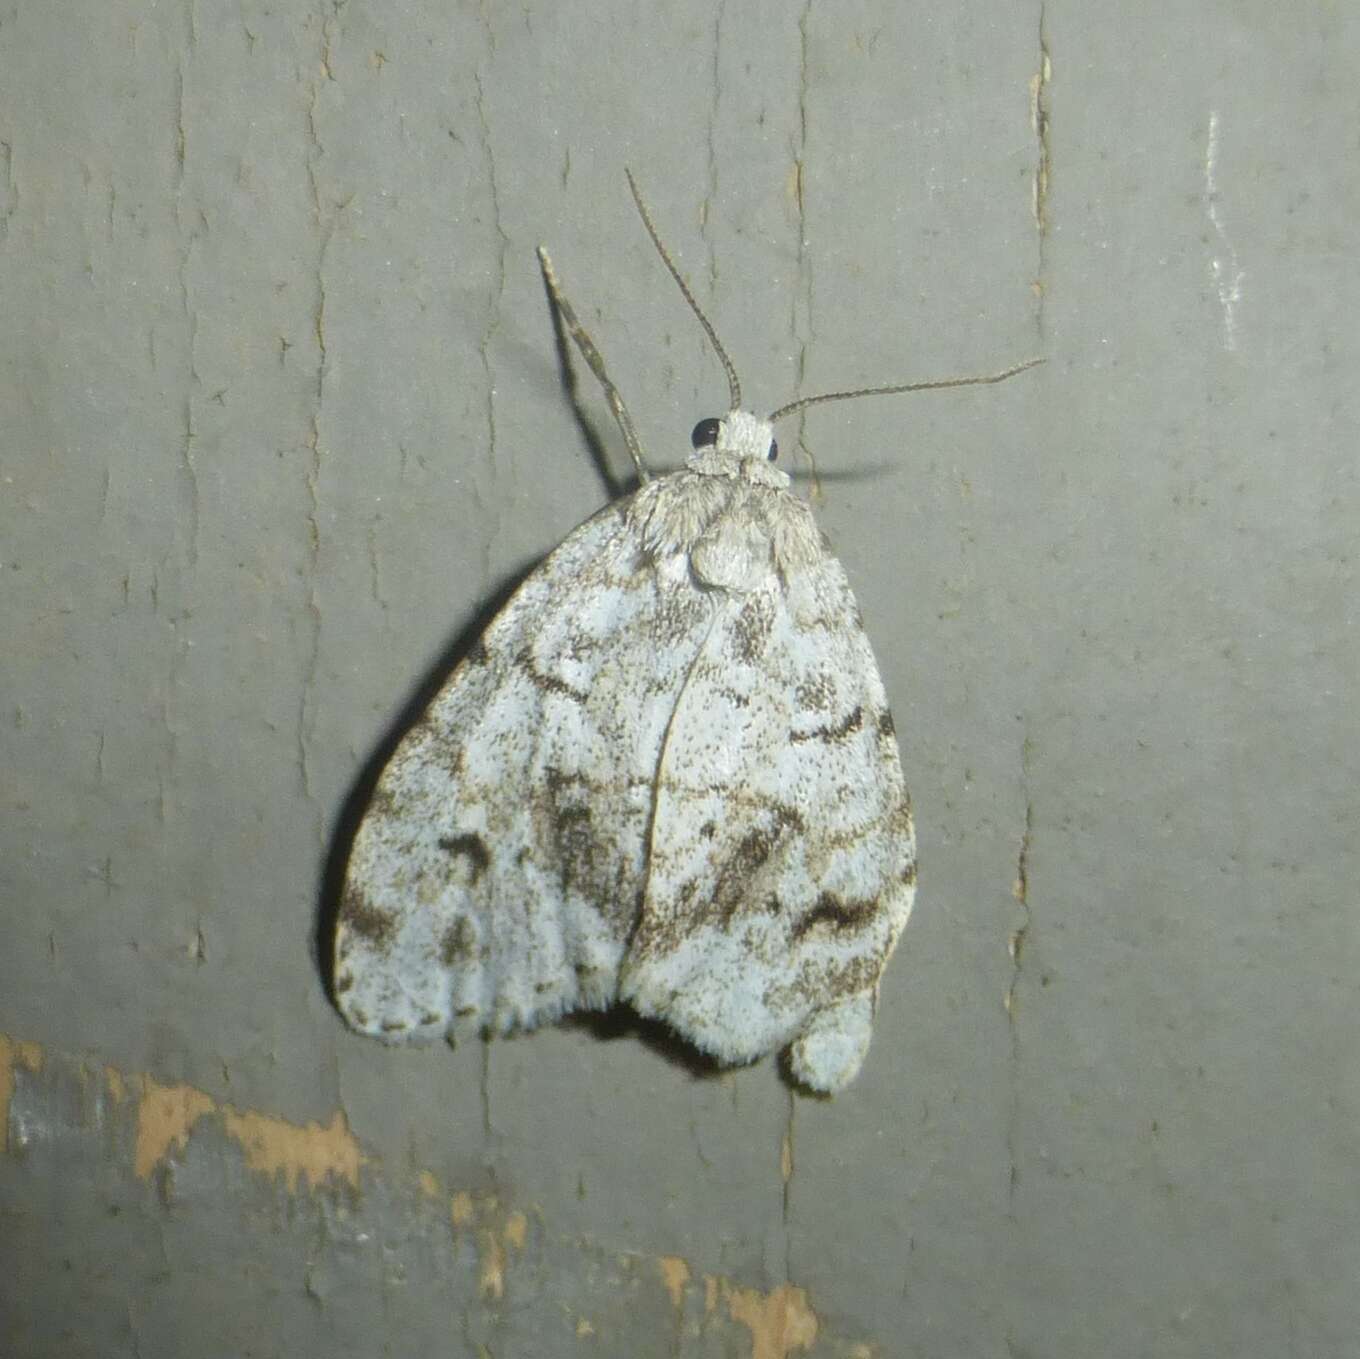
[726,1282,819,1359]
[0,1035,45,1150]
[659,1254,690,1310]
[130,1074,362,1190]
[219,1106,361,1193]
[133,1077,216,1179]
[3,1031,861,1350]
[1204,109,1245,351]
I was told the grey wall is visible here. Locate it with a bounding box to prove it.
[3,3,1356,1356]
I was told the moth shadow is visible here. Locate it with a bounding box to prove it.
[538,250,642,502]
[562,1008,733,1084]
[786,459,896,487]
[315,561,541,1007]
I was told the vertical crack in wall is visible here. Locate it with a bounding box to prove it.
[700,0,725,265]
[789,2,815,480]
[166,24,203,832]
[479,1036,495,1168]
[472,55,507,588]
[1029,5,1050,341]
[779,1094,795,1283]
[298,6,336,806]
[1005,736,1034,1212]
[125,1299,145,1358]
[0,138,18,240]
[366,519,383,605]
[173,55,201,572]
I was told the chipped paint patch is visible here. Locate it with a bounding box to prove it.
[2,1031,867,1351]
[5,1040,359,1196]
[219,1106,361,1193]
[0,1035,45,1150]
[726,1282,819,1359]
[658,1254,690,1311]
[132,1074,362,1190]
[133,1077,216,1179]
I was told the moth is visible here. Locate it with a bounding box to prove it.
[333,172,1038,1092]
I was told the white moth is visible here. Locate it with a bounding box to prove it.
[333,173,1038,1092]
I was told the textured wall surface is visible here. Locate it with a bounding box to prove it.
[3,3,1357,1356]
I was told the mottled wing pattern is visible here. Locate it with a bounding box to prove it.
[334,499,719,1043]
[621,539,915,1093]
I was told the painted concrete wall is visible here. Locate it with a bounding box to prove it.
[3,3,1356,1356]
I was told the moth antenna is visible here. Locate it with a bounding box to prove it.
[537,244,650,482]
[768,356,1044,423]
[625,168,743,412]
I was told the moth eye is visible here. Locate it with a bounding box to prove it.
[691,417,721,449]
[767,438,779,462]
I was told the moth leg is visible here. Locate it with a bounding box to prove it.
[537,245,649,483]
[788,992,876,1094]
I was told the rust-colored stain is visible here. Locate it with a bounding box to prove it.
[472,1207,529,1300]
[658,1254,690,1311]
[780,1131,794,1182]
[704,1273,720,1315]
[0,1035,45,1150]
[417,1169,440,1198]
[450,1189,476,1227]
[133,1073,361,1191]
[105,1065,127,1104]
[575,1316,595,1338]
[726,1283,819,1359]
[785,159,804,217]
[478,1228,507,1300]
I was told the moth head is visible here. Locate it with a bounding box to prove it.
[690,409,779,463]
[624,169,1042,480]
